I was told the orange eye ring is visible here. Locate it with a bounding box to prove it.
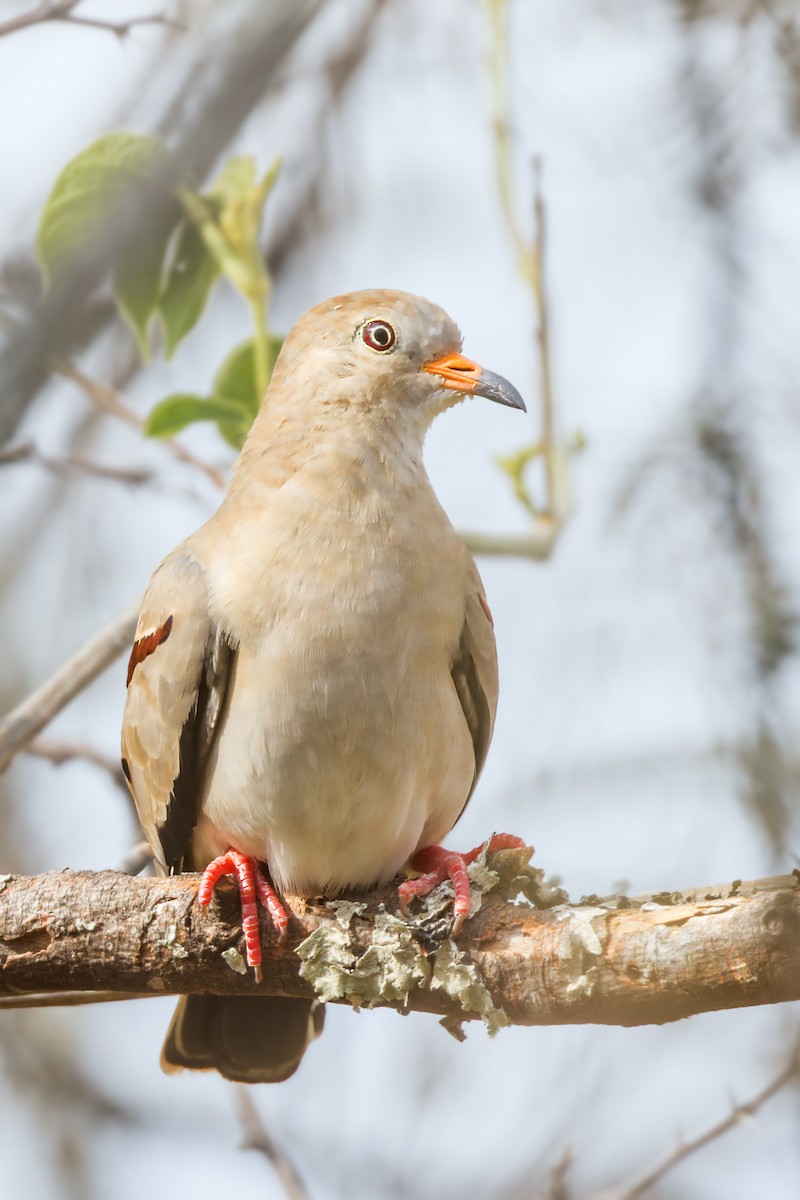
[362,320,396,352]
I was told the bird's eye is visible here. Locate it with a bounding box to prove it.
[361,320,396,352]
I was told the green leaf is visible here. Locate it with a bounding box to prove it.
[207,155,280,212]
[189,155,281,302]
[145,334,283,451]
[215,415,254,450]
[158,219,220,358]
[37,132,167,280]
[37,132,177,357]
[208,155,258,205]
[144,393,246,439]
[113,209,176,359]
[214,335,283,417]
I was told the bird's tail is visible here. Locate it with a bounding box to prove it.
[161,995,324,1083]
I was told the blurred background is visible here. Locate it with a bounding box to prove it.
[1,0,800,1196]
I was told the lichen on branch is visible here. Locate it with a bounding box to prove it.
[0,855,798,1031]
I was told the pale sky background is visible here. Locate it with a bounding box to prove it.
[1,1,799,1197]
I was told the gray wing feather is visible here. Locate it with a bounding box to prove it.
[451,568,499,808]
[121,551,231,873]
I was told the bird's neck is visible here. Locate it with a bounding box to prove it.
[227,400,430,504]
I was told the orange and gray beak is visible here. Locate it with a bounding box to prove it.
[422,353,526,412]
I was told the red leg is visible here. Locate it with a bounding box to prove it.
[196,850,288,983]
[253,870,289,943]
[398,833,527,935]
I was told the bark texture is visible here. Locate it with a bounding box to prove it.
[0,863,798,1027]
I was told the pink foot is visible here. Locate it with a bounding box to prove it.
[196,849,288,983]
[398,833,527,936]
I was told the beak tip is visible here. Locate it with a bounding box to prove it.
[473,369,527,414]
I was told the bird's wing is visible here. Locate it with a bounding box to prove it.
[121,551,232,873]
[450,563,500,805]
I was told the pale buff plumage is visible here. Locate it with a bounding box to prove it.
[121,289,524,1082]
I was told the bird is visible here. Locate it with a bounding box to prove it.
[121,289,526,1082]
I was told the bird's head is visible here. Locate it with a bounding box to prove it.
[268,289,526,431]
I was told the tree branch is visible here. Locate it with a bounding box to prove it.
[0,600,140,773]
[0,441,158,486]
[1,441,209,503]
[23,736,130,798]
[0,2,180,41]
[612,1045,800,1200]
[52,359,227,491]
[460,525,559,560]
[486,3,571,544]
[1,864,798,1029]
[232,1086,309,1200]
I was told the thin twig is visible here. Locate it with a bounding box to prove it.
[487,0,532,276]
[24,737,128,795]
[460,527,558,560]
[54,359,227,490]
[531,158,566,521]
[0,0,79,37]
[0,990,152,1009]
[756,0,796,38]
[0,599,140,773]
[486,0,569,542]
[53,359,139,427]
[1,440,209,503]
[2,441,152,485]
[612,1046,800,1200]
[0,1,181,40]
[232,1086,310,1200]
[543,1146,573,1200]
[51,10,182,37]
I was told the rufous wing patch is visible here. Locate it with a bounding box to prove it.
[478,594,494,627]
[127,615,174,687]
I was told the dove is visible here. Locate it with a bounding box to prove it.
[121,289,526,1081]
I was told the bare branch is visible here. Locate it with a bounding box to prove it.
[232,1086,310,1200]
[1,439,210,503]
[485,1,570,548]
[531,158,568,522]
[2,440,153,485]
[24,736,128,795]
[1,867,798,1029]
[265,0,388,281]
[54,359,226,490]
[0,600,139,773]
[611,1047,800,1200]
[461,526,559,561]
[50,9,182,38]
[0,989,151,1010]
[0,0,80,38]
[487,0,530,273]
[0,2,181,41]
[543,1146,573,1200]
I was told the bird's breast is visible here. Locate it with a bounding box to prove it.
[193,476,475,892]
[210,467,464,645]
